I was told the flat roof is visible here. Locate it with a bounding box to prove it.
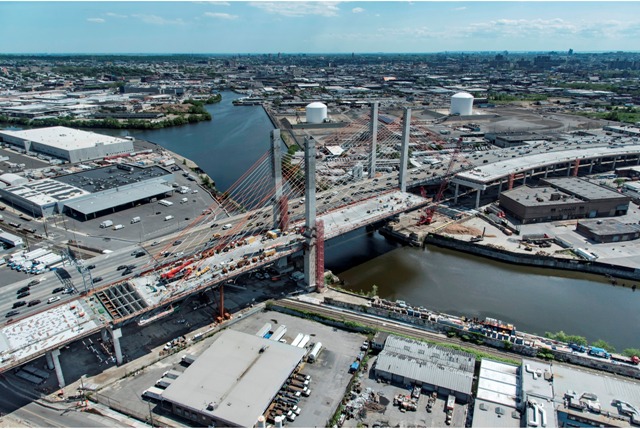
[500,186,582,207]
[578,218,640,236]
[160,330,306,428]
[0,126,130,151]
[542,177,629,201]
[64,182,173,215]
[472,399,521,428]
[552,362,640,421]
[3,179,89,205]
[521,359,554,400]
[477,360,519,409]
[55,165,172,193]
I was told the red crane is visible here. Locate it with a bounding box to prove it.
[417,139,463,226]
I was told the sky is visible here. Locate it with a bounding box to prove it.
[1,1,640,54]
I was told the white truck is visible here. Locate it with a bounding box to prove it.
[100,220,114,228]
[131,216,141,224]
[222,223,232,230]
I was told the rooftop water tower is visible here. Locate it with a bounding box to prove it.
[450,92,474,116]
[305,102,328,124]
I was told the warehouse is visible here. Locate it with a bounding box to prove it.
[160,330,307,428]
[373,335,475,402]
[0,164,173,218]
[499,178,630,224]
[576,219,640,243]
[0,126,133,163]
[471,359,521,428]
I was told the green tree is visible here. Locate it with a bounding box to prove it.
[623,348,640,357]
[591,339,615,352]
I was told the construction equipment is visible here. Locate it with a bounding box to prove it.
[417,139,462,226]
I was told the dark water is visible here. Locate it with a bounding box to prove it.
[78,93,639,351]
[107,91,274,192]
[326,230,640,351]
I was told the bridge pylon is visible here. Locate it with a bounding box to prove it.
[303,136,318,291]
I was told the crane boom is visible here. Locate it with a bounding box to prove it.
[417,139,462,225]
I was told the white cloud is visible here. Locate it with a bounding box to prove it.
[204,12,238,20]
[194,1,230,5]
[87,18,105,23]
[249,2,341,17]
[105,12,127,18]
[352,7,364,14]
[453,6,466,11]
[131,14,186,25]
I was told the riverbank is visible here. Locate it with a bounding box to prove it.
[380,211,640,283]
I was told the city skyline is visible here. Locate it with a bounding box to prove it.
[1,1,640,54]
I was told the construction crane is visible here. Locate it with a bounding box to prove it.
[417,139,463,226]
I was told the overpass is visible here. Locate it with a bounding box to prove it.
[3,104,640,388]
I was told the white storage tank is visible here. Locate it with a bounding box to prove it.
[450,92,474,116]
[305,102,328,124]
[256,415,266,428]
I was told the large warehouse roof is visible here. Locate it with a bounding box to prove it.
[377,335,475,395]
[160,330,306,428]
[64,182,173,215]
[0,126,130,150]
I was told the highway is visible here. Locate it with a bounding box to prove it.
[2,133,639,373]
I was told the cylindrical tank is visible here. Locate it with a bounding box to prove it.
[274,415,284,428]
[257,415,266,428]
[450,92,474,116]
[305,102,328,124]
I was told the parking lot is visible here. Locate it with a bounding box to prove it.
[92,307,367,428]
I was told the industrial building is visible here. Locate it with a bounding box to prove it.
[159,330,307,428]
[499,177,630,224]
[471,359,521,428]
[0,126,134,163]
[576,219,640,243]
[484,132,546,148]
[0,164,173,218]
[552,361,640,427]
[520,359,557,428]
[373,335,475,402]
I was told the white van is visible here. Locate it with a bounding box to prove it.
[165,215,174,221]
[113,224,125,230]
[180,198,188,204]
[222,223,232,230]
[48,296,61,304]
[131,216,141,224]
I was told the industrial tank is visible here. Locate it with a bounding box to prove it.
[450,92,474,116]
[305,102,328,124]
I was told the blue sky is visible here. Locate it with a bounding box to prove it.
[1,1,639,54]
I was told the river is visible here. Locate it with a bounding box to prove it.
[14,91,639,351]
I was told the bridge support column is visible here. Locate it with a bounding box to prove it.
[522,171,528,185]
[636,156,640,166]
[398,108,411,193]
[544,166,549,178]
[303,137,317,291]
[271,129,285,230]
[612,156,618,170]
[566,163,571,176]
[101,328,109,343]
[111,328,123,365]
[45,350,55,370]
[454,183,460,204]
[368,101,379,179]
[475,189,481,209]
[49,349,65,388]
[498,179,503,194]
[589,161,594,174]
[553,164,557,174]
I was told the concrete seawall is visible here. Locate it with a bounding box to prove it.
[424,233,640,282]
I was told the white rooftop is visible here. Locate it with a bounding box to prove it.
[0,126,130,151]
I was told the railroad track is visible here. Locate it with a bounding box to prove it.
[277,298,525,363]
